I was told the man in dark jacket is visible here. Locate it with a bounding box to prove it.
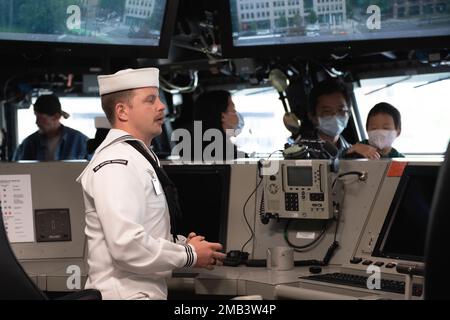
[13,94,88,161]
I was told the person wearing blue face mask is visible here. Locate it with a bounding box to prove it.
[306,79,380,159]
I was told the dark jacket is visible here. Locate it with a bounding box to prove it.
[13,125,89,161]
[301,129,352,159]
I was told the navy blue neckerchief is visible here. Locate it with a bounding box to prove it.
[126,140,181,242]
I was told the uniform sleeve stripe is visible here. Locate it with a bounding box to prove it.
[184,244,194,268]
[187,245,193,267]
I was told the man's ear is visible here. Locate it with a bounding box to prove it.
[396,128,401,137]
[116,103,129,122]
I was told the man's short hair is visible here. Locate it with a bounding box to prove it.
[308,79,351,115]
[366,102,402,131]
[100,90,134,125]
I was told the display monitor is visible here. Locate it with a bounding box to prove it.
[287,166,313,186]
[220,0,450,57]
[163,164,231,249]
[0,0,179,57]
[425,143,450,299]
[373,165,440,262]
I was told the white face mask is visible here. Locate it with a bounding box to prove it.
[226,112,245,138]
[235,112,245,135]
[368,130,398,150]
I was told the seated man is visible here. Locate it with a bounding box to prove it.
[12,94,89,161]
[306,79,380,159]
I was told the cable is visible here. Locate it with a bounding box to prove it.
[240,176,263,253]
[330,172,364,252]
[284,218,340,265]
[332,171,368,189]
[266,149,283,160]
[333,203,341,243]
[284,219,329,252]
[241,149,282,252]
[259,188,265,221]
[321,172,367,265]
[258,149,283,178]
[159,71,199,94]
[281,171,359,264]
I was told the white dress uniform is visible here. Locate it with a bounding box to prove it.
[77,128,196,300]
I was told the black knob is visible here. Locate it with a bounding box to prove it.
[309,266,322,274]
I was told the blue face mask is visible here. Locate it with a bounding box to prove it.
[318,115,349,137]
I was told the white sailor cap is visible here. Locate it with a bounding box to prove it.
[97,67,159,96]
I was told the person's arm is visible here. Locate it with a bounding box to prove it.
[87,159,225,273]
[89,161,197,274]
[345,143,381,160]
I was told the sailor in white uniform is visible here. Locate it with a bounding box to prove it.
[77,68,225,300]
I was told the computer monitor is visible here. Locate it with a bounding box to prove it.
[220,0,450,57]
[372,165,440,262]
[425,142,450,299]
[163,165,231,249]
[0,0,179,58]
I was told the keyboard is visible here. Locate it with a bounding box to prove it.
[301,272,423,297]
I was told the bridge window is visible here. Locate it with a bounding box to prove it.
[354,72,450,155]
[17,97,104,145]
[231,87,291,156]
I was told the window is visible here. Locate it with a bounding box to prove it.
[231,88,291,156]
[17,97,104,145]
[354,73,450,154]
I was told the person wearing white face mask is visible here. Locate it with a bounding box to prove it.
[306,79,380,159]
[358,102,404,158]
[189,90,247,161]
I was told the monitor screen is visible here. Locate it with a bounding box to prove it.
[287,166,313,186]
[163,165,231,249]
[425,143,450,299]
[221,0,450,56]
[0,0,178,57]
[373,165,440,262]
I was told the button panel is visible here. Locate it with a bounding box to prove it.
[285,193,299,211]
[350,257,363,264]
[385,263,397,269]
[310,193,325,202]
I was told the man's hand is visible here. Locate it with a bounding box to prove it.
[186,232,204,244]
[188,236,226,270]
[347,143,381,160]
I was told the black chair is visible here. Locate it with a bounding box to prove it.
[87,128,110,155]
[0,208,101,300]
[424,141,450,299]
